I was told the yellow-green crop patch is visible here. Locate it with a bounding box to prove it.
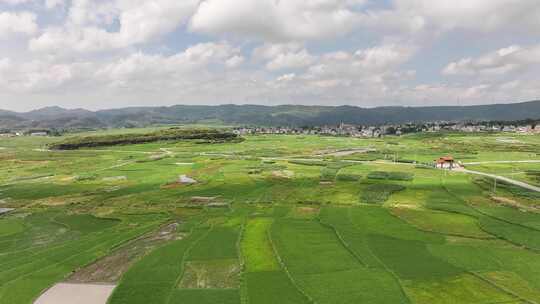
[403,274,517,304]
[478,271,540,303]
[0,218,24,237]
[241,218,280,272]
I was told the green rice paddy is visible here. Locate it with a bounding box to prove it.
[0,131,539,303]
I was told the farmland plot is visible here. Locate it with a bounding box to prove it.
[0,212,160,304]
[271,219,409,304]
[172,226,242,304]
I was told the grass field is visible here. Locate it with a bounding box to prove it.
[0,130,539,303]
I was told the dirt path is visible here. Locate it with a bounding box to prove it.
[96,161,136,172]
[316,148,377,157]
[454,168,540,193]
[261,157,415,166]
[159,148,174,156]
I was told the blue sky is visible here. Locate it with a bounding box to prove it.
[0,0,539,111]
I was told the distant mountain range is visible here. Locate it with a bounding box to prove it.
[2,100,540,130]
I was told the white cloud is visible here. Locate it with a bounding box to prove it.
[354,44,415,70]
[276,73,296,82]
[190,0,365,41]
[0,0,31,5]
[253,43,316,70]
[103,42,234,70]
[2,0,540,110]
[267,49,315,71]
[263,43,417,101]
[86,42,241,89]
[45,0,64,9]
[0,11,38,39]
[1,42,242,94]
[443,44,540,76]
[303,44,415,82]
[30,0,201,53]
[67,0,118,26]
[225,55,244,68]
[0,58,82,92]
[393,0,540,33]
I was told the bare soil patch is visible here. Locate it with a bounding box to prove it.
[179,259,240,289]
[34,283,115,304]
[490,195,538,212]
[35,195,94,207]
[272,170,294,179]
[67,222,181,284]
[190,196,219,203]
[102,176,127,182]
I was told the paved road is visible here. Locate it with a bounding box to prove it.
[463,160,540,165]
[455,167,540,193]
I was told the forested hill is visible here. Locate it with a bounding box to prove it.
[2,100,540,129]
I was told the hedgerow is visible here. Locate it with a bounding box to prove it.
[49,128,240,150]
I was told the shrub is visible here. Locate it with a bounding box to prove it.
[396,159,415,164]
[336,174,361,181]
[74,173,97,181]
[288,159,326,166]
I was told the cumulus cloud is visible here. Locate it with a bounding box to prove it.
[96,42,241,86]
[302,44,416,84]
[0,0,31,5]
[443,44,540,76]
[393,0,540,33]
[225,55,244,68]
[0,42,242,94]
[0,11,38,39]
[45,0,64,9]
[190,0,365,41]
[2,0,540,110]
[262,43,417,103]
[253,43,316,70]
[0,58,83,92]
[30,0,201,53]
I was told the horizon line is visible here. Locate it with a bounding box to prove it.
[3,99,540,114]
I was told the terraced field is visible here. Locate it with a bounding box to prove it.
[0,130,539,303]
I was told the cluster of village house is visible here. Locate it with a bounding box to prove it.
[0,130,48,137]
[1,121,539,138]
[233,122,540,138]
